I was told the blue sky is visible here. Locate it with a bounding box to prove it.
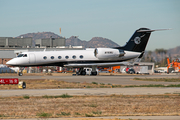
[0,0,180,50]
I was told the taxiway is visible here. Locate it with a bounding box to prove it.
[1,74,180,85]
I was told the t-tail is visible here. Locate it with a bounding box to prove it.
[115,28,170,53]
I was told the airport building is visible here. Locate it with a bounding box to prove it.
[35,37,66,48]
[0,37,32,48]
[0,37,33,65]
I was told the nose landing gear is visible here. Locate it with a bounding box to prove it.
[18,67,25,76]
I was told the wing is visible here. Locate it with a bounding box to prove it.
[64,62,129,68]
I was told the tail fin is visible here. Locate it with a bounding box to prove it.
[115,28,171,52]
[116,28,152,52]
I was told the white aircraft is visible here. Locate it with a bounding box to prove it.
[7,28,168,76]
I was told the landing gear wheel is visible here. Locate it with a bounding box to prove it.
[18,72,23,76]
[80,71,86,75]
[91,71,97,76]
[77,68,86,75]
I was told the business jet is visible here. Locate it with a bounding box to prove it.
[7,28,168,76]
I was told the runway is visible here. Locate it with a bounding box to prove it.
[1,74,180,85]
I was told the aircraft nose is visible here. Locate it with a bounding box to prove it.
[6,59,17,66]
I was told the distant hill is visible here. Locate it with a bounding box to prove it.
[166,46,180,61]
[17,32,120,48]
[17,32,62,40]
[66,36,120,48]
[167,46,180,57]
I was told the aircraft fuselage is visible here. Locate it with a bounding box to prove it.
[7,48,141,67]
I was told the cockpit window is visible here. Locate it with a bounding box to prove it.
[23,54,27,57]
[17,54,24,57]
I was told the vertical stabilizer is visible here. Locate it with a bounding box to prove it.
[115,28,170,52]
[116,28,151,52]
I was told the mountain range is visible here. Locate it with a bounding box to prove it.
[17,32,120,48]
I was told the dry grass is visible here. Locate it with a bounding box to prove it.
[0,94,179,119]
[58,119,138,120]
[133,77,180,82]
[0,79,113,90]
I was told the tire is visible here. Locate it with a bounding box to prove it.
[81,71,86,75]
[91,71,97,76]
[19,72,23,76]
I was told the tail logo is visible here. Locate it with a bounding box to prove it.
[134,37,141,44]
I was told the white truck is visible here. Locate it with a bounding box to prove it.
[83,68,99,75]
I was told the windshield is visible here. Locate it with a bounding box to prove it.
[17,54,24,57]
[17,54,28,57]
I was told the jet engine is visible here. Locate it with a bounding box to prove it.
[94,48,125,59]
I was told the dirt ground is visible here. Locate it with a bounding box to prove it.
[0,72,134,76]
[0,94,179,119]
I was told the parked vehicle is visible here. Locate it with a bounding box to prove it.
[154,70,160,73]
[0,64,16,73]
[126,68,135,74]
[78,68,99,75]
[98,70,109,73]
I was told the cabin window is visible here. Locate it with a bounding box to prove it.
[43,56,47,60]
[17,54,24,57]
[65,56,69,59]
[51,56,54,59]
[23,54,27,57]
[72,55,76,59]
[58,56,62,59]
[80,55,83,59]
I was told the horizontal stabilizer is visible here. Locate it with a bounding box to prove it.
[137,28,171,33]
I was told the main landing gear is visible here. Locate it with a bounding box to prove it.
[91,66,97,76]
[76,68,86,75]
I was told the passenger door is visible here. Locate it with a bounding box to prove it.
[29,53,36,64]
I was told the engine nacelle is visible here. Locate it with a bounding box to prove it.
[94,48,125,59]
